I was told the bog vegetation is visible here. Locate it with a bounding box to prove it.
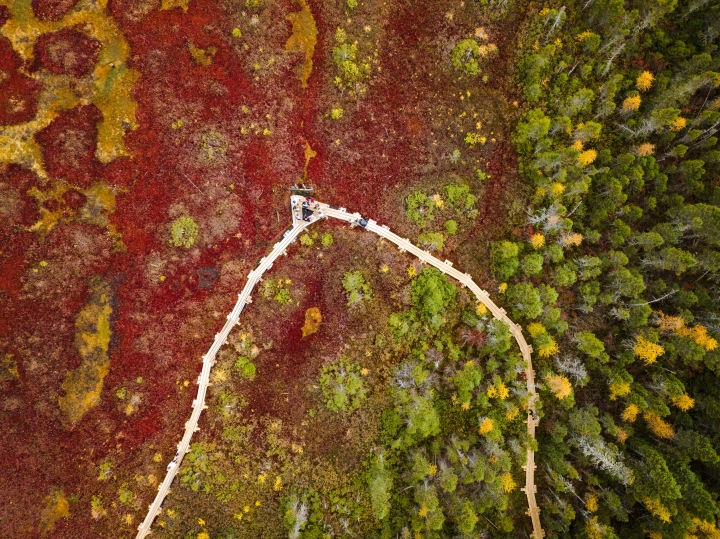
[97,1,720,538]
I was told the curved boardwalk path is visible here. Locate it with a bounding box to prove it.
[136,196,544,539]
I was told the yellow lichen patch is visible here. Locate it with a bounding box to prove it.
[0,0,139,173]
[301,307,322,337]
[1,354,19,381]
[27,180,125,251]
[188,42,216,66]
[39,488,70,533]
[161,0,190,11]
[285,0,318,88]
[302,140,316,181]
[59,279,113,423]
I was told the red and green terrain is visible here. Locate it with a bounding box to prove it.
[1,0,525,536]
[3,0,720,538]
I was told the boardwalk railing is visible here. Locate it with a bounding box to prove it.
[136,196,544,539]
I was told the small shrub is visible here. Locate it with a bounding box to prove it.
[443,183,470,206]
[170,216,199,248]
[300,233,314,246]
[418,231,445,251]
[452,39,483,75]
[320,358,366,412]
[235,356,256,378]
[321,233,334,247]
[405,191,435,227]
[274,288,292,306]
[445,220,458,234]
[342,270,372,305]
[330,108,343,120]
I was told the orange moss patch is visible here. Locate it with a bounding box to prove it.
[302,139,316,181]
[39,488,70,533]
[58,278,112,423]
[285,0,317,88]
[27,179,125,250]
[0,353,19,381]
[161,0,190,11]
[301,306,321,337]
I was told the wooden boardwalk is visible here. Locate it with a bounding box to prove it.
[135,195,544,539]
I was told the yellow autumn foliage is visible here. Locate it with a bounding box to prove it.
[687,518,720,539]
[670,116,687,131]
[418,503,428,517]
[656,312,685,332]
[551,182,566,196]
[633,336,664,365]
[671,394,695,411]
[644,411,674,439]
[609,382,631,400]
[636,71,655,91]
[530,233,546,249]
[637,143,655,156]
[528,322,546,337]
[677,325,718,351]
[546,373,572,399]
[622,404,640,422]
[501,472,517,492]
[623,95,642,111]
[657,313,717,350]
[563,232,584,247]
[616,427,628,443]
[586,494,599,512]
[0,0,139,176]
[585,516,613,539]
[538,337,560,358]
[476,303,488,316]
[578,149,598,167]
[487,381,509,400]
[479,417,494,435]
[643,497,672,523]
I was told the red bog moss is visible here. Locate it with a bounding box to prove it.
[31,0,78,21]
[0,38,41,125]
[35,105,102,187]
[32,27,101,77]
